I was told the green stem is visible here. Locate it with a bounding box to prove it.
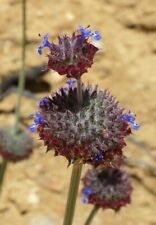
[63,160,83,225]
[84,205,99,225]
[14,0,27,132]
[0,159,8,193]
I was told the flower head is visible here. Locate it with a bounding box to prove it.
[30,84,133,167]
[38,26,101,79]
[0,127,33,162]
[82,168,133,210]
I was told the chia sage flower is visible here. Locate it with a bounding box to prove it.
[82,168,133,210]
[30,83,137,167]
[37,26,101,79]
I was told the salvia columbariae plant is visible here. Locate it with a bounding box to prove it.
[29,25,140,225]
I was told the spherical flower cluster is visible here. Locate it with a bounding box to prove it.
[30,83,135,167]
[82,168,133,210]
[0,127,33,162]
[37,26,101,79]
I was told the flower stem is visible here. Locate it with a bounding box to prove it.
[14,0,27,133]
[0,0,26,194]
[0,159,8,193]
[84,205,99,225]
[63,160,83,225]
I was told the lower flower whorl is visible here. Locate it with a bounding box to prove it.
[33,84,131,167]
[82,168,133,210]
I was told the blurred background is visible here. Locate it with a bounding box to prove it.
[0,0,156,224]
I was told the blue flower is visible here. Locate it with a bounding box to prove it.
[132,123,140,130]
[79,26,101,41]
[66,79,76,88]
[123,112,140,130]
[38,33,52,55]
[93,31,101,41]
[83,187,92,196]
[82,195,89,204]
[79,26,92,39]
[29,124,37,132]
[39,97,49,108]
[29,112,46,133]
[95,154,103,162]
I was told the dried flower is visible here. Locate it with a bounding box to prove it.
[30,84,133,167]
[82,168,132,210]
[37,26,101,79]
[0,127,33,162]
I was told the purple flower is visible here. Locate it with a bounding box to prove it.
[29,112,46,133]
[132,123,140,130]
[79,26,102,41]
[39,97,49,108]
[95,154,103,162]
[82,168,133,210]
[93,31,102,41]
[38,33,52,55]
[123,112,140,130]
[82,195,89,204]
[66,79,76,88]
[79,26,93,39]
[83,187,92,196]
[35,84,131,167]
[29,124,37,132]
[38,27,100,79]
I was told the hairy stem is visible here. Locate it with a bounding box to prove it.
[14,0,27,132]
[63,160,83,225]
[84,205,99,225]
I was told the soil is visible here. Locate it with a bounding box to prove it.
[0,0,156,225]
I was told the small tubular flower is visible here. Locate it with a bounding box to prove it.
[82,168,132,210]
[38,26,101,79]
[29,112,46,132]
[30,84,133,167]
[38,33,52,55]
[123,112,140,130]
[0,127,33,162]
[79,26,102,41]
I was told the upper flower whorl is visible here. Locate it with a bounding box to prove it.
[38,26,101,79]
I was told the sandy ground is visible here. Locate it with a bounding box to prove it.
[0,0,156,224]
